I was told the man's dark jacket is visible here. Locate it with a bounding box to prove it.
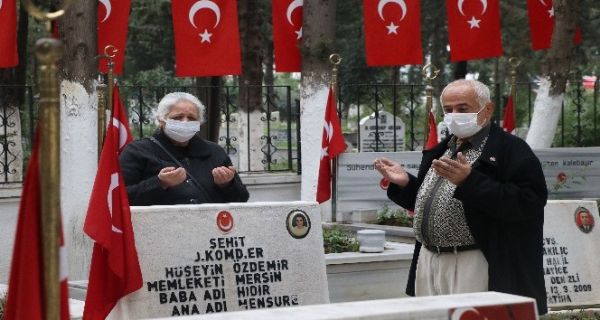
[120,130,249,206]
[387,123,548,315]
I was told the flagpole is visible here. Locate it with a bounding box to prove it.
[422,64,440,148]
[96,45,118,157]
[21,1,72,319]
[329,53,341,223]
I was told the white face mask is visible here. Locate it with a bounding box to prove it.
[443,107,485,138]
[163,119,200,143]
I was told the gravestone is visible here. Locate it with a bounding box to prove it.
[359,111,405,152]
[337,152,422,213]
[119,201,328,318]
[543,200,600,307]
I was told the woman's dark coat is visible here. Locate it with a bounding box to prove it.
[120,130,249,206]
[387,123,548,315]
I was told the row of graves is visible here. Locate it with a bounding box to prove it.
[67,113,599,318]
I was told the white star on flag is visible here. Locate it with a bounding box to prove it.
[320,146,329,160]
[324,121,334,143]
[548,7,554,17]
[467,16,481,29]
[199,29,212,43]
[386,22,399,35]
[295,27,302,39]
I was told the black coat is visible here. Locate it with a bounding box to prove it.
[387,123,548,315]
[119,131,249,206]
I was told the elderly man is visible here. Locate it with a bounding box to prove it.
[374,79,548,315]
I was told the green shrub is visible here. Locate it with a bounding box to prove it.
[376,204,413,227]
[323,227,359,254]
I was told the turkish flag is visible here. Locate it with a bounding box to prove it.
[272,0,302,72]
[317,86,346,203]
[98,0,131,75]
[0,0,18,67]
[527,0,582,50]
[83,85,142,320]
[172,0,242,76]
[446,0,503,62]
[425,111,438,150]
[5,129,70,320]
[363,0,423,66]
[449,302,536,320]
[502,95,516,134]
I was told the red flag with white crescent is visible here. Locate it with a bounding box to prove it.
[317,86,346,203]
[526,0,582,51]
[83,85,142,319]
[446,0,503,61]
[172,0,242,76]
[272,0,303,72]
[363,0,423,66]
[98,0,131,75]
[0,0,18,68]
[425,111,438,150]
[502,95,516,134]
[5,129,70,320]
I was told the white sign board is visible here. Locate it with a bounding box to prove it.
[543,200,600,308]
[120,202,329,318]
[359,111,405,152]
[337,152,421,213]
[337,148,600,214]
[536,147,600,199]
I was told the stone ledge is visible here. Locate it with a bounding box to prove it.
[326,242,414,265]
[0,182,22,199]
[239,172,301,185]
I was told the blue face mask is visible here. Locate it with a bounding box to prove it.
[163,119,200,143]
[443,107,485,138]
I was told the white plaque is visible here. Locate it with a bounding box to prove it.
[544,200,600,307]
[120,201,329,318]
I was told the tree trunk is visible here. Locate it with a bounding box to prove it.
[300,0,336,201]
[195,77,221,143]
[526,0,579,148]
[56,0,98,280]
[237,0,264,171]
[453,61,468,80]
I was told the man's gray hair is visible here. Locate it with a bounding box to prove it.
[440,79,492,109]
[154,92,206,125]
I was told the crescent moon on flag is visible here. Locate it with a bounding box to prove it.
[107,173,124,234]
[539,0,547,6]
[377,0,407,22]
[0,0,3,11]
[189,0,221,29]
[286,0,302,26]
[458,0,488,16]
[111,117,128,149]
[449,307,481,320]
[99,0,112,23]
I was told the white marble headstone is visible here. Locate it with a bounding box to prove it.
[119,201,329,319]
[543,200,600,307]
[359,111,405,152]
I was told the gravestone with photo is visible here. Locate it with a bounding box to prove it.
[543,200,600,308]
[117,201,328,318]
[359,111,405,152]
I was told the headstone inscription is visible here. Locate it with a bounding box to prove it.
[543,200,600,308]
[359,111,405,152]
[119,201,329,319]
